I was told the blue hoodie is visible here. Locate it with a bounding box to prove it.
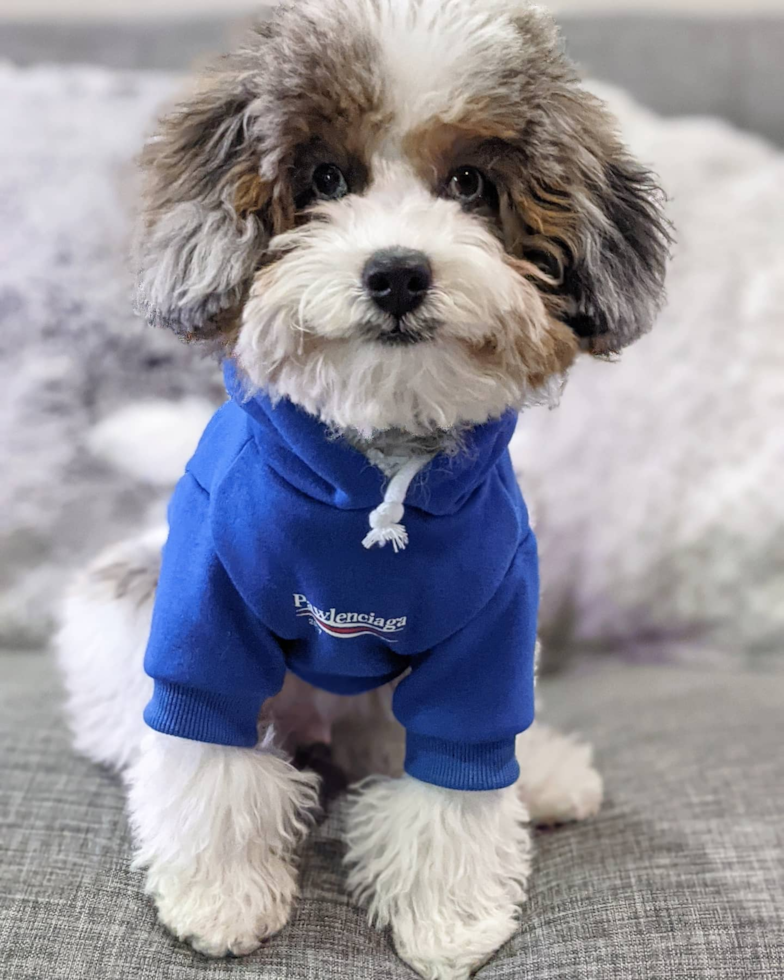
[143,360,538,791]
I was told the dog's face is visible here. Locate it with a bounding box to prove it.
[137,0,669,435]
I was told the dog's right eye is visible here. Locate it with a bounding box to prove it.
[447,166,485,203]
[312,164,349,201]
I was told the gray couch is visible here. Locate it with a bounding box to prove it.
[3,654,783,979]
[1,12,783,980]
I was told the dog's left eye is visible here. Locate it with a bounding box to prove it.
[312,164,349,201]
[447,166,485,203]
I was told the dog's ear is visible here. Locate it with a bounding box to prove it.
[134,28,286,341]
[502,10,671,354]
[510,110,671,355]
[506,118,671,356]
[559,143,672,354]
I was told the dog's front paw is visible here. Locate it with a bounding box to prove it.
[344,776,531,979]
[392,908,519,980]
[146,853,298,957]
[516,723,604,826]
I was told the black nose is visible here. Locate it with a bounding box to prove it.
[363,249,432,318]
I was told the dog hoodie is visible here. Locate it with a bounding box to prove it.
[143,359,538,791]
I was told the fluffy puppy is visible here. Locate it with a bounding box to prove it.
[57,2,669,978]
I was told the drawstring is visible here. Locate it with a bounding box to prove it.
[362,456,431,553]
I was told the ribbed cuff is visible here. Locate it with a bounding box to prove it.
[144,681,262,747]
[404,733,520,791]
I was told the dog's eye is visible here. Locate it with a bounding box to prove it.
[447,166,484,203]
[312,163,349,201]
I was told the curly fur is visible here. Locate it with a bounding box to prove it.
[344,776,532,980]
[136,0,669,434]
[127,730,320,957]
[55,530,163,771]
[236,165,574,433]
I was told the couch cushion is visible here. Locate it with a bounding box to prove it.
[1,653,782,979]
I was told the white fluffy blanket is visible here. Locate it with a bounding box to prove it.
[1,64,782,664]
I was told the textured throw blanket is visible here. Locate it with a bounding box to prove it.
[1,63,782,664]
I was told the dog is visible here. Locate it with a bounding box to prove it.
[56,2,669,977]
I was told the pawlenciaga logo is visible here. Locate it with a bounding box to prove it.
[293,594,406,641]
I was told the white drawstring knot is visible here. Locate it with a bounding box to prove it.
[362,456,431,553]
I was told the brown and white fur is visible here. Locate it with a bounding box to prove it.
[56,2,669,978]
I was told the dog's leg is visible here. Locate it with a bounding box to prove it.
[344,776,530,980]
[127,729,319,957]
[55,529,164,771]
[58,532,320,955]
[515,722,603,826]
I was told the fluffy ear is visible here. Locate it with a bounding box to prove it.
[559,146,672,354]
[501,5,672,357]
[508,122,671,355]
[134,29,284,340]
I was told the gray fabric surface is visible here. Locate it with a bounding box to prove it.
[0,14,782,144]
[1,654,782,979]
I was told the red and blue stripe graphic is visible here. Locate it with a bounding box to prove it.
[297,609,401,642]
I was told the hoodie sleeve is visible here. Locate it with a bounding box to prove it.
[391,533,538,791]
[143,472,286,748]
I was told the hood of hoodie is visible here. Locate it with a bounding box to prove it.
[223,359,519,518]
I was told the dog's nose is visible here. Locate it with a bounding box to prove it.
[363,249,432,318]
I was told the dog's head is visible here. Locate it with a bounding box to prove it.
[136,0,670,434]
